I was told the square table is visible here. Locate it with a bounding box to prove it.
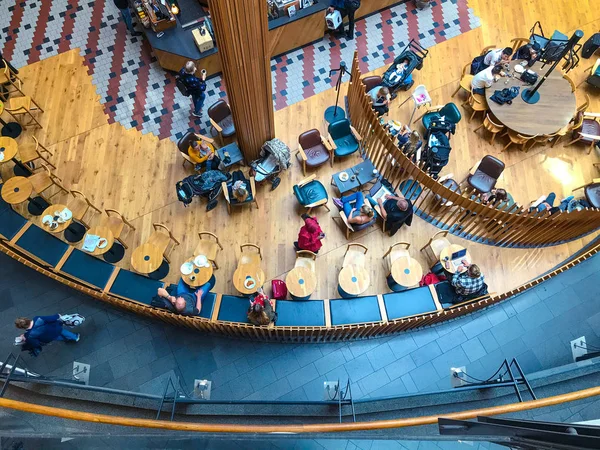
[217,142,244,169]
[352,159,377,185]
[331,169,361,194]
[331,159,377,194]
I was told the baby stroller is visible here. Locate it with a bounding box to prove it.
[382,39,428,97]
[176,170,231,211]
[420,122,454,179]
[249,138,291,190]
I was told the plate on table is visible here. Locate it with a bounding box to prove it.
[42,215,53,226]
[514,64,525,74]
[244,277,257,290]
[97,238,108,249]
[60,208,72,221]
[180,262,194,275]
[194,255,209,267]
[338,172,349,182]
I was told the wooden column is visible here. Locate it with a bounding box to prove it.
[209,0,275,161]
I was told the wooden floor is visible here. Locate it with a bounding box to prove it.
[2,0,599,299]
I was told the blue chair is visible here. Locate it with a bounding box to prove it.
[328,119,361,163]
[417,102,462,130]
[293,174,330,214]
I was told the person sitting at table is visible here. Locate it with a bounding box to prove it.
[512,43,540,65]
[480,188,508,206]
[156,279,209,316]
[375,192,414,236]
[471,64,503,96]
[294,214,325,253]
[450,262,486,300]
[188,140,221,172]
[528,193,575,216]
[368,86,391,116]
[484,47,513,68]
[228,171,250,203]
[333,192,375,225]
[400,129,422,161]
[247,287,276,326]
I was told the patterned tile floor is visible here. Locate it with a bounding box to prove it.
[0,0,479,141]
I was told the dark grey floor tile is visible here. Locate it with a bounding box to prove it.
[365,342,395,371]
[313,348,347,376]
[287,363,320,390]
[437,328,467,353]
[410,340,442,367]
[343,353,374,382]
[271,350,301,380]
[357,368,391,395]
[383,354,416,381]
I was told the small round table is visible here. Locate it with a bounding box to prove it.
[485,61,576,136]
[338,265,370,297]
[81,226,115,256]
[440,244,472,274]
[0,137,18,164]
[233,264,266,295]
[39,204,73,234]
[131,243,164,274]
[1,176,33,204]
[286,267,317,300]
[181,256,214,287]
[391,256,423,289]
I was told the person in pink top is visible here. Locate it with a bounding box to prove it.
[294,214,325,254]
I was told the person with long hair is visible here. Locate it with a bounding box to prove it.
[247,287,276,326]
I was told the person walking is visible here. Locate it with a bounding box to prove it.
[15,315,80,357]
[294,214,325,254]
[113,0,142,36]
[178,61,207,118]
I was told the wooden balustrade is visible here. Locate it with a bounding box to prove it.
[346,52,600,248]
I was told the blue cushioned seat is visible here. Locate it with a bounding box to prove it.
[434,281,457,307]
[383,286,438,320]
[60,249,115,289]
[422,103,462,130]
[109,269,165,304]
[330,296,381,325]
[293,180,328,206]
[217,295,250,323]
[328,119,359,158]
[15,224,69,267]
[276,300,325,326]
[0,204,28,241]
[200,292,216,319]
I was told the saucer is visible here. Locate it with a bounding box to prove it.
[194,255,209,267]
[338,172,349,182]
[42,215,53,226]
[97,238,108,249]
[180,262,194,275]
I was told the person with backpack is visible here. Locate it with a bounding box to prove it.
[178,61,207,118]
[327,0,361,39]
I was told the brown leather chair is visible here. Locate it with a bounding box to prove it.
[362,76,383,93]
[208,100,235,144]
[467,155,505,193]
[176,131,216,169]
[297,129,333,175]
[585,183,600,208]
[567,111,600,154]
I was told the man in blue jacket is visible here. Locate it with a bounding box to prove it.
[178,61,207,118]
[328,0,360,39]
[15,315,80,357]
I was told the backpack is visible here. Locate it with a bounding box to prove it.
[176,76,190,97]
[176,179,194,207]
[344,0,361,10]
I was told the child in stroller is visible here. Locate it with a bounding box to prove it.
[176,170,231,211]
[381,40,428,99]
[249,138,291,191]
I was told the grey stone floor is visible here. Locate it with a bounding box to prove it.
[0,252,598,403]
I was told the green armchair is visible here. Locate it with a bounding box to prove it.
[328,119,361,165]
[293,174,330,214]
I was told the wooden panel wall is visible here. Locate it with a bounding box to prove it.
[268,11,327,57]
[209,0,275,161]
[153,49,222,76]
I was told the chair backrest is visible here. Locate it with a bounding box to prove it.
[70,190,101,214]
[208,100,231,123]
[239,243,262,266]
[198,231,220,245]
[476,155,505,179]
[298,129,322,149]
[177,131,197,155]
[510,37,530,52]
[328,119,351,140]
[343,243,368,267]
[480,45,496,56]
[484,113,503,129]
[577,94,590,113]
[362,76,383,93]
[439,103,462,124]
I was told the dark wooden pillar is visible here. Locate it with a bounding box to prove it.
[209,0,275,161]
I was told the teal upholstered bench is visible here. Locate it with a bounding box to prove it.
[0,205,28,241]
[14,224,69,267]
[217,295,251,323]
[199,292,216,319]
[60,248,116,290]
[383,286,439,320]
[108,269,165,304]
[276,300,326,327]
[330,296,381,325]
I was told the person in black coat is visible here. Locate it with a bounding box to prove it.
[113,0,142,36]
[328,0,361,39]
[376,191,414,236]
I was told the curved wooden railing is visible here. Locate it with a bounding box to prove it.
[346,53,600,248]
[1,385,599,433]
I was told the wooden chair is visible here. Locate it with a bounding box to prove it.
[502,130,536,152]
[294,250,317,271]
[63,190,102,243]
[239,243,262,266]
[461,91,488,123]
[566,112,600,154]
[222,175,259,214]
[563,73,576,93]
[480,45,496,56]
[28,165,69,200]
[420,230,451,268]
[576,59,600,89]
[577,93,590,113]
[103,208,136,249]
[342,243,368,268]
[5,95,44,129]
[510,37,530,53]
[333,208,377,240]
[147,223,180,264]
[0,63,25,100]
[451,63,474,98]
[194,231,223,269]
[18,136,55,170]
[473,113,505,144]
[382,242,410,274]
[550,112,583,148]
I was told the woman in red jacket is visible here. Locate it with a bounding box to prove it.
[294,214,325,254]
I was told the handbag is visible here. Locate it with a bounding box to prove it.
[520,70,538,85]
[59,313,85,327]
[271,279,288,300]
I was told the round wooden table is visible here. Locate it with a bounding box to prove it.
[338,265,370,296]
[485,61,576,136]
[286,267,317,299]
[181,256,214,287]
[1,176,33,204]
[233,264,266,295]
[81,226,115,256]
[0,137,18,164]
[439,244,472,274]
[39,204,73,233]
[391,256,423,289]
[131,243,164,274]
